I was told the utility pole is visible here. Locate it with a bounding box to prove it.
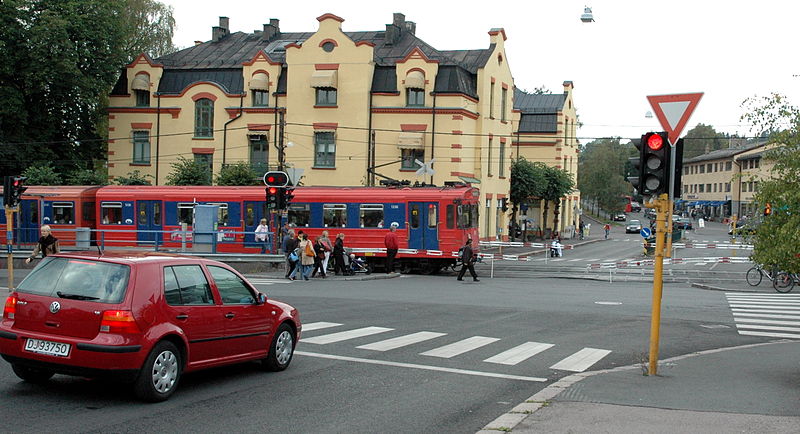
[5,205,14,290]
[277,110,286,171]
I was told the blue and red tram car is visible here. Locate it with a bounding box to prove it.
[9,184,480,273]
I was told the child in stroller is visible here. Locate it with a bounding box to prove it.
[344,253,373,275]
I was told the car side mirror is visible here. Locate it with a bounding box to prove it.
[257,293,267,304]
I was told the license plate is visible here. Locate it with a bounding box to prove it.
[24,338,71,357]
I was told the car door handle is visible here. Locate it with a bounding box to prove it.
[176,314,189,320]
[225,313,235,319]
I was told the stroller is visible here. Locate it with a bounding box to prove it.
[343,253,372,275]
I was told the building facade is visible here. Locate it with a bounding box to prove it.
[107,13,578,241]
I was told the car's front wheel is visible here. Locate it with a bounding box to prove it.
[261,323,295,372]
[134,341,181,402]
[12,363,54,384]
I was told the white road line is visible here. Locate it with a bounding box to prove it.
[727,294,800,299]
[737,330,800,339]
[420,336,500,358]
[295,351,547,382]
[736,324,800,333]
[732,309,800,315]
[549,348,612,372]
[729,303,800,308]
[734,318,800,326]
[302,322,343,332]
[568,259,583,262]
[302,326,393,344]
[356,331,446,351]
[728,299,800,305]
[733,313,800,320]
[483,342,554,365]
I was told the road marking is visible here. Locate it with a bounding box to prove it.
[302,322,343,332]
[732,312,800,320]
[356,331,446,351]
[595,301,623,305]
[549,348,612,372]
[736,324,800,333]
[483,341,554,365]
[420,336,500,358]
[737,330,800,339]
[735,318,800,326]
[247,278,291,285]
[302,326,393,344]
[732,308,800,315]
[295,351,547,382]
[730,303,800,310]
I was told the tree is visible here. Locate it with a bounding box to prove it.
[166,157,212,186]
[683,123,729,159]
[740,93,800,272]
[66,169,107,185]
[541,165,575,235]
[509,158,547,239]
[22,163,61,186]
[216,162,260,186]
[116,170,153,185]
[578,138,631,213]
[120,0,177,58]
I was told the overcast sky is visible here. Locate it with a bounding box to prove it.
[161,0,800,145]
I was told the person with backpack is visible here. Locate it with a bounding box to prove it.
[283,229,298,279]
[456,237,479,282]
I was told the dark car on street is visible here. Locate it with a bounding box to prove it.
[676,218,693,230]
[0,251,301,402]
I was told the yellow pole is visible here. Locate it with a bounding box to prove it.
[648,194,668,376]
[5,206,14,291]
[665,199,674,258]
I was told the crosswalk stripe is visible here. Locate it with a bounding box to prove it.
[302,322,343,332]
[483,341,554,365]
[549,348,611,372]
[732,308,800,315]
[730,304,800,310]
[357,331,447,351]
[736,324,800,333]
[420,336,500,358]
[727,295,800,299]
[738,330,800,339]
[729,301,800,307]
[733,313,800,320]
[734,318,800,326]
[302,326,393,344]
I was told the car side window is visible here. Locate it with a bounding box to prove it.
[164,265,214,305]
[208,265,255,305]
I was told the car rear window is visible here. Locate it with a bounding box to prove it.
[16,257,130,303]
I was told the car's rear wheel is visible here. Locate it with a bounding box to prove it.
[261,323,294,372]
[12,363,54,384]
[134,341,181,402]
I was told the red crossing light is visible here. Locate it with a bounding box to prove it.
[647,133,664,151]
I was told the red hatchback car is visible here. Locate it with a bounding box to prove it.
[0,251,301,402]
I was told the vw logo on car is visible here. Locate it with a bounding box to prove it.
[49,301,61,314]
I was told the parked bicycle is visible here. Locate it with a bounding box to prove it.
[745,264,780,286]
[772,272,800,293]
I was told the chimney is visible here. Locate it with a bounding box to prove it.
[262,18,280,41]
[385,13,406,45]
[194,40,203,46]
[393,13,406,29]
[219,16,229,31]
[405,21,416,35]
[212,16,229,42]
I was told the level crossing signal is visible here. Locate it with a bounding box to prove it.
[3,176,28,207]
[263,171,289,188]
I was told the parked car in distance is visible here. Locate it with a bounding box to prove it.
[676,218,693,230]
[0,251,301,402]
[631,202,642,212]
[644,209,656,220]
[613,213,627,221]
[626,220,643,233]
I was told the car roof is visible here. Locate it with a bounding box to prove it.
[50,250,221,266]
[629,220,640,223]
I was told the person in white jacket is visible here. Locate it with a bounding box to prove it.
[255,218,270,253]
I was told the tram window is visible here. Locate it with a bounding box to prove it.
[153,202,161,226]
[101,202,123,225]
[207,203,229,226]
[177,203,194,225]
[410,204,420,229]
[360,204,384,228]
[457,204,478,229]
[245,204,255,226]
[323,204,347,228]
[30,204,38,224]
[82,202,95,222]
[288,204,310,227]
[427,204,437,228]
[446,205,455,229]
[52,202,74,224]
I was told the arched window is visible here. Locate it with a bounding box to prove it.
[195,98,214,138]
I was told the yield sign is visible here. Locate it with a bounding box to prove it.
[647,93,703,146]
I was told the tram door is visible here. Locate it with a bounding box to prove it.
[136,200,162,246]
[408,202,439,251]
[243,201,268,249]
[18,199,39,243]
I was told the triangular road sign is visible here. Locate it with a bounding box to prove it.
[647,93,703,146]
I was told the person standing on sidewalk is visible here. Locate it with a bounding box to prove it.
[384,223,399,274]
[320,230,333,274]
[456,238,479,282]
[25,225,60,264]
[254,218,270,253]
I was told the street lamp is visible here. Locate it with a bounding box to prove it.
[580,6,595,23]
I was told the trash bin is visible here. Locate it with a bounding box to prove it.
[75,227,91,249]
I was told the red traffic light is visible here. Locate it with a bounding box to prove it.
[268,187,278,195]
[263,171,289,187]
[647,133,664,151]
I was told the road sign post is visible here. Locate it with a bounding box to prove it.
[645,194,670,376]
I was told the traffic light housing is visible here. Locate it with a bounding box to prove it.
[641,132,670,196]
[3,175,28,207]
[282,187,295,209]
[266,186,279,210]
[627,138,643,193]
[672,138,684,198]
[263,171,289,188]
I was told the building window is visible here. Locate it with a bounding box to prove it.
[194,98,214,138]
[252,90,269,107]
[499,141,506,177]
[489,82,495,119]
[725,183,731,192]
[501,87,508,122]
[314,131,336,167]
[699,184,704,193]
[249,135,268,174]
[755,159,760,168]
[707,163,712,172]
[401,148,424,169]
[407,88,425,107]
[699,165,705,174]
[132,131,150,164]
[488,137,493,176]
[194,153,213,176]
[726,161,732,171]
[135,90,150,107]
[315,87,337,106]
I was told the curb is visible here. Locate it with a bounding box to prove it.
[690,282,768,293]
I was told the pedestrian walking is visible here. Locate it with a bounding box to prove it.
[320,230,333,273]
[291,233,314,281]
[311,236,327,278]
[333,233,346,275]
[603,223,611,240]
[25,225,60,264]
[283,229,298,279]
[255,218,270,253]
[456,238,479,282]
[384,222,399,273]
[578,220,585,240]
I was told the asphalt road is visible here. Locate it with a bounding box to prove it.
[0,273,774,433]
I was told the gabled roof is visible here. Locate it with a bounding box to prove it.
[157,68,244,95]
[684,141,768,163]
[513,88,567,113]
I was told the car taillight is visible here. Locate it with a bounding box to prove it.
[99,310,140,333]
[3,295,16,320]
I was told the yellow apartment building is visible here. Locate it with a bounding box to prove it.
[107,12,579,241]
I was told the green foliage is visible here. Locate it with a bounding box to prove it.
[166,157,212,186]
[22,163,61,185]
[683,124,730,159]
[510,158,547,206]
[115,170,153,185]
[120,0,177,58]
[215,162,260,186]
[66,169,107,185]
[741,93,800,272]
[578,138,631,212]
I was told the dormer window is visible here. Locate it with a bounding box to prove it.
[131,73,151,107]
[250,72,269,107]
[407,89,424,107]
[135,90,150,107]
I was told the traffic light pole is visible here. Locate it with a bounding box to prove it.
[646,194,669,376]
[5,205,14,290]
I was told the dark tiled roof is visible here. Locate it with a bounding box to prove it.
[371,66,398,93]
[737,149,768,161]
[433,66,477,99]
[684,141,767,163]
[513,88,566,113]
[519,114,558,133]
[110,69,128,95]
[157,68,244,95]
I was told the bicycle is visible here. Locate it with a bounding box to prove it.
[745,264,780,286]
[772,272,800,293]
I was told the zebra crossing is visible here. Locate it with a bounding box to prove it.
[299,321,611,372]
[726,293,800,339]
